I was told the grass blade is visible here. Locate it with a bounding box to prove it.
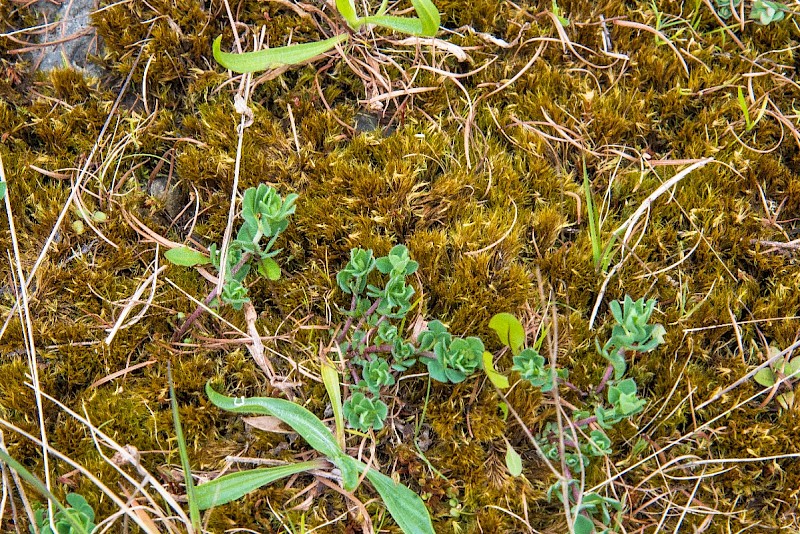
[169,363,201,532]
[213,35,348,73]
[582,160,602,268]
[195,460,325,509]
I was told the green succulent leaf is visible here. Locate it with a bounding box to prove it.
[337,248,377,295]
[343,392,389,431]
[750,0,786,25]
[573,513,595,534]
[375,245,418,276]
[361,358,396,394]
[213,34,349,73]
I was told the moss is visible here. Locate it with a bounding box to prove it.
[2,0,800,531]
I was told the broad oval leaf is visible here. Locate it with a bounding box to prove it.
[213,34,349,73]
[258,257,281,281]
[483,351,509,389]
[355,457,435,534]
[195,460,324,510]
[164,246,209,267]
[573,514,595,534]
[505,442,523,477]
[206,383,341,460]
[489,313,525,355]
[754,368,776,387]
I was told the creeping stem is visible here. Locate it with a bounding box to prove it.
[171,252,252,342]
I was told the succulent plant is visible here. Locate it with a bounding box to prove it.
[343,392,389,432]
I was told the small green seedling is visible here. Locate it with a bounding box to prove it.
[582,161,618,272]
[712,0,742,19]
[31,493,96,534]
[551,0,570,26]
[489,296,664,531]
[334,245,487,431]
[755,346,800,410]
[164,184,297,310]
[213,0,440,73]
[736,87,769,132]
[600,296,666,380]
[712,0,788,24]
[750,0,787,24]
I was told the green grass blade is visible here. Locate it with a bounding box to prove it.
[0,449,89,534]
[169,364,201,532]
[213,34,349,73]
[737,86,753,131]
[195,460,325,509]
[583,160,602,267]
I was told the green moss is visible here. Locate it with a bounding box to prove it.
[2,0,800,530]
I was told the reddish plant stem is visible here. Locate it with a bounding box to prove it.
[334,294,358,346]
[171,252,252,342]
[594,364,615,395]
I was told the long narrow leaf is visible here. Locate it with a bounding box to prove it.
[354,457,435,534]
[357,15,427,36]
[205,384,340,460]
[320,357,345,450]
[169,364,201,532]
[0,449,89,534]
[205,383,360,492]
[336,0,360,27]
[195,460,325,510]
[213,34,348,73]
[410,0,440,36]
